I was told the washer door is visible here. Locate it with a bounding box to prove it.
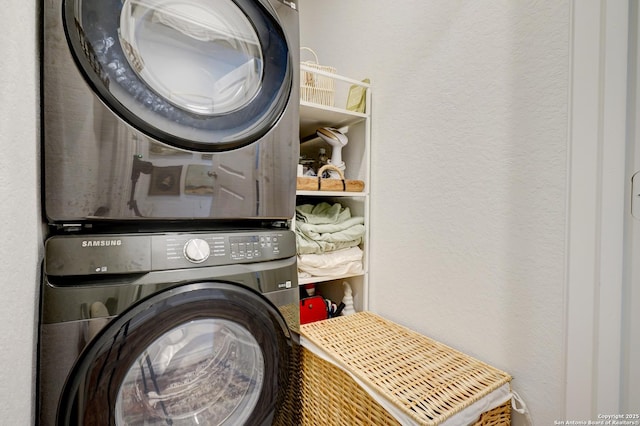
[63,0,291,151]
[57,282,293,425]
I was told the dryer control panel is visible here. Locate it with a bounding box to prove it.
[45,230,296,277]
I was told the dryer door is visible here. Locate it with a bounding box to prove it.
[57,282,293,425]
[63,0,291,151]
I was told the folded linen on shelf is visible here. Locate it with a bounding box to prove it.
[295,202,365,255]
[296,202,352,225]
[297,246,363,277]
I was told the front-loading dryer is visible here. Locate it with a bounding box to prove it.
[42,0,299,225]
[37,229,300,425]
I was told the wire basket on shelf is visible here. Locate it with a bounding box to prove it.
[300,47,336,107]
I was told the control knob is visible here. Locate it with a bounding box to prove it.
[183,238,210,263]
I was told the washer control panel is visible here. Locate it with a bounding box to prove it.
[45,230,296,276]
[230,234,281,260]
[153,230,291,270]
[155,231,288,268]
[183,238,211,263]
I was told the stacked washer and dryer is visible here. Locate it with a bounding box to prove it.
[38,0,300,425]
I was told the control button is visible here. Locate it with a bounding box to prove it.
[183,239,211,264]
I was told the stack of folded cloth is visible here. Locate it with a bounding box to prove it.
[295,202,365,277]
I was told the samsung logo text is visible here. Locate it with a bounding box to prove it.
[81,240,123,247]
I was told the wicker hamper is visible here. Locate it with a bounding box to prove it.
[272,303,302,425]
[300,312,512,426]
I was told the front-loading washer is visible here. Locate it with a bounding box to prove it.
[37,229,300,425]
[42,0,299,225]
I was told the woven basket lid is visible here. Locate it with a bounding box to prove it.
[301,311,512,425]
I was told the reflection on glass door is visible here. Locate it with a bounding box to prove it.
[115,319,264,425]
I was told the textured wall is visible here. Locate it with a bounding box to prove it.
[0,0,40,424]
[0,1,571,423]
[300,1,570,424]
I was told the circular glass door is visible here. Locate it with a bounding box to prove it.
[57,282,292,425]
[63,0,291,151]
[115,319,264,424]
[119,0,263,116]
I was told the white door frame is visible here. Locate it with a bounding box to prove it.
[565,0,629,418]
[622,0,640,412]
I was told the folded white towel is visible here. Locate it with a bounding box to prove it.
[298,246,363,277]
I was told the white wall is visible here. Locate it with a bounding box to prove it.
[0,0,40,424]
[0,0,614,424]
[300,1,570,424]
